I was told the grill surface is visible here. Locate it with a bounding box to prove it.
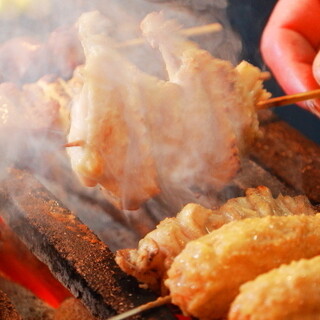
[0,112,319,319]
[0,276,54,320]
[252,115,320,203]
[0,289,21,320]
[0,168,175,320]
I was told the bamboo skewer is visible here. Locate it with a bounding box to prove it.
[116,22,222,48]
[257,88,320,109]
[258,71,271,81]
[63,140,84,148]
[107,295,171,320]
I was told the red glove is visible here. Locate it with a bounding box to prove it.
[260,0,320,117]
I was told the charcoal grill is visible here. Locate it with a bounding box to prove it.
[0,109,319,320]
[0,0,319,318]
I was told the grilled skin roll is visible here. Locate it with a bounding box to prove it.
[166,214,320,320]
[116,186,316,293]
[229,255,320,320]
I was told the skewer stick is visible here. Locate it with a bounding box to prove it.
[107,295,171,320]
[257,88,320,109]
[116,23,222,48]
[258,71,271,81]
[63,140,85,148]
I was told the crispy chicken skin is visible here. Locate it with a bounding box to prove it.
[165,214,320,320]
[141,13,270,154]
[115,186,316,293]
[229,255,320,320]
[0,76,75,133]
[67,11,270,210]
[67,11,162,209]
[116,203,219,293]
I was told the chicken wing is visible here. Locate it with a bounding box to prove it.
[116,186,316,293]
[67,11,270,210]
[166,214,320,320]
[229,255,320,320]
[141,12,270,155]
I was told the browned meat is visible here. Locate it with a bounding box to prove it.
[0,74,80,134]
[166,214,320,319]
[116,186,316,293]
[229,256,320,320]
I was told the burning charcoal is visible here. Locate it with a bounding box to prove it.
[54,298,96,320]
[0,275,55,320]
[0,289,22,320]
[0,218,71,307]
[0,168,175,320]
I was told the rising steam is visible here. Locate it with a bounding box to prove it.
[0,0,243,248]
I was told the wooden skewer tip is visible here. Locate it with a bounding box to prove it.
[257,89,320,110]
[63,140,85,148]
[107,295,171,320]
[117,22,222,48]
[258,71,271,81]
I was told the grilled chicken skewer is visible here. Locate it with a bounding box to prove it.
[116,186,315,293]
[229,255,320,320]
[66,11,270,210]
[112,213,320,320]
[65,11,320,211]
[166,214,320,319]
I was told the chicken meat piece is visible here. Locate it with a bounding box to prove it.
[0,81,60,133]
[67,11,271,210]
[141,12,270,154]
[67,11,163,210]
[36,69,83,132]
[0,73,81,172]
[0,27,83,84]
[229,255,320,320]
[115,186,316,293]
[166,213,320,320]
[0,74,79,133]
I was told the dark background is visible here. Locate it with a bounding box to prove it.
[227,0,320,144]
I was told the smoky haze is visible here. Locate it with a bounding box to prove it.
[0,0,242,80]
[0,0,245,248]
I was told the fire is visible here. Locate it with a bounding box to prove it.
[0,217,71,308]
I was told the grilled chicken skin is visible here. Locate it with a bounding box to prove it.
[67,11,270,209]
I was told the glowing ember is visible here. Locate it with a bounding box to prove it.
[0,217,71,308]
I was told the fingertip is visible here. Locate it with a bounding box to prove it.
[312,51,320,85]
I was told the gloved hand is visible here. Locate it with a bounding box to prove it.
[260,0,320,117]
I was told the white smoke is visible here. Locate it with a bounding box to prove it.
[0,0,243,246]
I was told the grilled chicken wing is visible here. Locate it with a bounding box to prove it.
[141,12,269,154]
[229,256,320,320]
[116,186,316,293]
[166,214,320,320]
[67,11,270,210]
[0,77,74,136]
